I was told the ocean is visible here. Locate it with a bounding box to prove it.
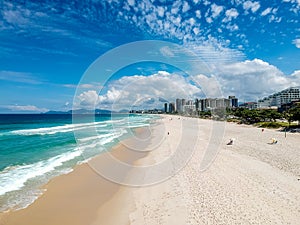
[0,113,155,211]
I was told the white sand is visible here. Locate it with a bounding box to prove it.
[129,115,300,224]
[2,115,299,225]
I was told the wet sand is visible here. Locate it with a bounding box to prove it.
[0,128,150,225]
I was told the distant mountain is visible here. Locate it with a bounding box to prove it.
[44,109,125,114]
[44,110,69,114]
[118,109,130,113]
[94,109,113,114]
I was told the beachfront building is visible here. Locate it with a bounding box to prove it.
[199,98,231,111]
[258,87,300,109]
[169,96,239,114]
[195,98,200,111]
[229,96,238,108]
[169,102,175,113]
[183,104,196,114]
[278,87,300,105]
[164,103,168,113]
[176,98,183,113]
[239,102,258,110]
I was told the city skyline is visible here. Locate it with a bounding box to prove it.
[0,0,300,113]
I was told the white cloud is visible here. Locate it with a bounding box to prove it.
[292,38,300,48]
[107,0,244,65]
[160,46,175,57]
[157,6,165,17]
[127,0,135,7]
[5,105,48,112]
[206,17,213,23]
[261,7,272,16]
[182,1,190,13]
[3,9,29,26]
[211,4,224,18]
[268,15,282,23]
[75,71,203,110]
[214,59,300,100]
[193,27,200,35]
[223,8,239,22]
[226,23,239,31]
[193,74,222,98]
[74,60,300,109]
[203,0,211,6]
[290,70,300,77]
[194,10,200,19]
[185,38,245,64]
[243,1,260,13]
[77,90,100,108]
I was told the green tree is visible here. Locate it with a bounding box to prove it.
[289,105,300,124]
[283,104,300,125]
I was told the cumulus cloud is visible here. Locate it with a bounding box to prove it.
[5,105,48,112]
[290,70,300,77]
[192,74,222,98]
[214,59,300,100]
[75,71,204,110]
[211,3,224,18]
[243,1,260,13]
[292,38,300,48]
[74,60,300,109]
[77,90,100,109]
[157,6,165,17]
[205,3,223,23]
[127,0,135,7]
[182,1,190,13]
[223,8,239,22]
[195,10,201,19]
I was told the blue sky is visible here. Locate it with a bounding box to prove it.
[0,0,299,112]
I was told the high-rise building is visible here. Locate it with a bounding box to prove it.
[176,98,182,113]
[169,103,175,113]
[187,100,193,105]
[228,96,238,107]
[164,103,168,113]
[174,96,238,113]
[181,99,186,112]
[195,98,199,111]
[176,98,187,113]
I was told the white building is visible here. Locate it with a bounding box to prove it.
[258,87,300,108]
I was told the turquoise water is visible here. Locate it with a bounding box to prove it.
[0,113,155,211]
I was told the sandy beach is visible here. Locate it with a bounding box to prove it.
[1,115,300,225]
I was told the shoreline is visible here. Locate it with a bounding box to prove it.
[1,115,300,224]
[0,124,156,225]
